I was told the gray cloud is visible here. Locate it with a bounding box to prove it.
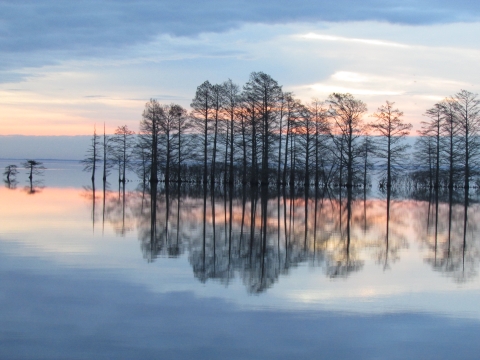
[1,0,479,67]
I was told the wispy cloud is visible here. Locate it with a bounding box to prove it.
[299,33,410,48]
[308,84,403,96]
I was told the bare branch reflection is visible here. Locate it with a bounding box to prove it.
[84,183,480,292]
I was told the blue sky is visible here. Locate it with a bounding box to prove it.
[1,0,480,134]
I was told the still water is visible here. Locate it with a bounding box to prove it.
[2,160,480,359]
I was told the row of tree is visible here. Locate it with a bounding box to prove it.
[413,90,480,189]
[83,71,480,190]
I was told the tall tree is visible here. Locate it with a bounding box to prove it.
[210,84,224,184]
[222,79,240,185]
[112,125,135,184]
[158,104,177,184]
[370,101,412,187]
[422,103,443,188]
[191,81,214,184]
[133,136,151,186]
[453,90,480,190]
[81,126,101,182]
[23,160,45,181]
[244,72,282,185]
[440,98,462,188]
[298,104,316,186]
[276,92,287,185]
[242,85,259,184]
[327,93,367,188]
[282,93,301,185]
[171,104,191,183]
[359,135,376,188]
[308,99,330,187]
[140,99,164,183]
[412,130,436,187]
[237,106,250,184]
[102,123,112,183]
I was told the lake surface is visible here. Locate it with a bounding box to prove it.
[2,160,480,359]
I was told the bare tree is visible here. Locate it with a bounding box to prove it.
[412,131,436,187]
[370,101,412,187]
[171,104,191,183]
[282,93,302,185]
[298,103,316,186]
[244,72,282,185]
[440,98,462,188]
[81,126,101,182]
[242,84,260,185]
[222,79,241,185]
[191,81,215,184]
[453,90,480,190]
[23,160,46,181]
[102,123,113,183]
[359,135,376,188]
[308,99,330,187]
[327,93,367,187]
[422,103,443,188]
[112,125,135,184]
[140,99,164,183]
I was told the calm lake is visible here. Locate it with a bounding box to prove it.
[2,159,480,359]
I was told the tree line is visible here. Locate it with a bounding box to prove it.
[82,71,480,190]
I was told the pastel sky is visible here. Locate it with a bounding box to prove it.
[1,1,480,135]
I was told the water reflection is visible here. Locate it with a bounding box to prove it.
[417,188,480,283]
[95,183,480,292]
[24,178,44,195]
[4,178,18,189]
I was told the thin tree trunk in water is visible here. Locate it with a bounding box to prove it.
[224,123,229,184]
[241,117,247,184]
[283,118,290,185]
[211,108,219,185]
[261,99,269,186]
[151,120,158,183]
[203,104,208,185]
[103,124,107,182]
[435,116,440,189]
[315,126,319,186]
[465,127,470,190]
[122,133,126,183]
[305,129,310,186]
[166,130,170,185]
[91,140,96,182]
[449,121,454,188]
[251,108,258,185]
[387,131,391,187]
[178,122,181,182]
[277,111,283,185]
[229,113,234,185]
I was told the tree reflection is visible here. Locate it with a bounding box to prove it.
[419,188,480,282]
[85,182,480,292]
[374,187,409,270]
[24,178,44,195]
[325,187,364,278]
[4,179,18,189]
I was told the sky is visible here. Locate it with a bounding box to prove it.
[1,0,480,136]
